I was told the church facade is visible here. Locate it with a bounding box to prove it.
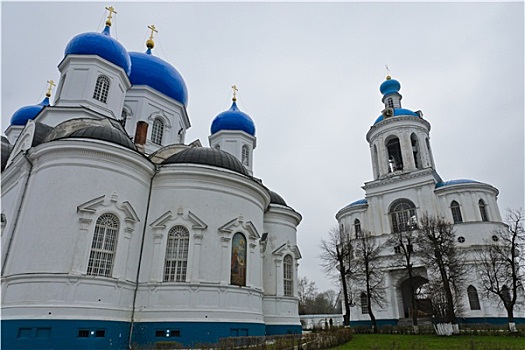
[336,76,523,326]
[1,11,302,349]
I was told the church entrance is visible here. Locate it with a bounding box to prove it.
[400,276,432,318]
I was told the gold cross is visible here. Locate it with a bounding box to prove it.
[105,6,117,26]
[148,25,158,40]
[232,85,238,101]
[46,80,56,98]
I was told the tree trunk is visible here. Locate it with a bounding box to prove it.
[339,257,351,326]
[436,251,456,323]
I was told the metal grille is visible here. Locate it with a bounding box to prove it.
[451,201,463,224]
[164,225,189,282]
[151,119,164,145]
[87,213,119,277]
[93,75,110,103]
[283,255,293,296]
[241,145,249,166]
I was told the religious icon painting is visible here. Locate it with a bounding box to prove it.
[230,233,247,286]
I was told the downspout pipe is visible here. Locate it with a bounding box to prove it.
[2,151,34,274]
[128,164,158,349]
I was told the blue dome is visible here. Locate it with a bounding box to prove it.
[380,78,401,96]
[374,108,419,124]
[343,198,368,209]
[211,101,255,136]
[435,179,480,188]
[129,50,188,106]
[10,97,50,126]
[64,26,131,76]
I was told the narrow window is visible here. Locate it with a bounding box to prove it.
[283,255,293,296]
[354,219,362,239]
[479,199,488,222]
[387,98,394,108]
[151,118,164,145]
[451,201,463,224]
[467,285,481,310]
[241,145,249,166]
[360,292,369,314]
[390,199,417,233]
[93,75,110,103]
[231,233,247,286]
[87,213,119,277]
[386,137,403,172]
[120,109,128,128]
[164,225,189,282]
[411,133,421,169]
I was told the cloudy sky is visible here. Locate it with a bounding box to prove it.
[2,1,523,292]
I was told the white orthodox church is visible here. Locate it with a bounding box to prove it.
[1,10,302,349]
[336,76,523,326]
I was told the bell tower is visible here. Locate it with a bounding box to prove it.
[366,76,436,180]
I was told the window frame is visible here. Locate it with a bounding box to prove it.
[93,75,110,103]
[87,213,119,277]
[163,225,190,282]
[241,145,250,166]
[479,199,489,222]
[283,254,294,297]
[360,292,369,314]
[151,118,164,145]
[354,219,362,239]
[450,200,463,224]
[390,199,417,233]
[467,285,481,310]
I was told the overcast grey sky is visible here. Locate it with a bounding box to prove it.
[2,1,524,292]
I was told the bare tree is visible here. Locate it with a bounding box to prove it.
[476,209,525,332]
[353,232,387,333]
[387,216,420,331]
[298,276,317,315]
[319,226,354,325]
[416,214,466,324]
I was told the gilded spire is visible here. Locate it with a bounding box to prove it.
[146,24,158,50]
[46,80,56,98]
[231,85,238,102]
[105,6,117,26]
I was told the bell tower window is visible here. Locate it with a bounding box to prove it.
[451,201,463,224]
[411,133,421,169]
[386,137,403,172]
[151,118,164,145]
[93,75,110,103]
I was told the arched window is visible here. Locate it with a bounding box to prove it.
[283,255,293,296]
[411,133,421,169]
[87,213,119,277]
[151,118,164,145]
[354,219,362,239]
[231,233,247,286]
[241,145,249,166]
[360,292,369,314]
[390,199,417,233]
[467,285,481,310]
[93,75,110,103]
[164,225,190,282]
[479,199,489,222]
[451,201,463,224]
[386,137,403,172]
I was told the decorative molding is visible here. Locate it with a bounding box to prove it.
[150,208,207,230]
[218,215,260,240]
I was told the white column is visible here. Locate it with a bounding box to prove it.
[191,232,203,283]
[150,231,163,282]
[275,258,283,296]
[71,218,92,275]
[221,237,231,285]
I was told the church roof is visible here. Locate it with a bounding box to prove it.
[269,190,287,206]
[343,198,368,209]
[65,125,137,150]
[211,101,256,136]
[435,179,480,188]
[163,147,251,176]
[374,108,420,124]
[64,26,131,75]
[129,50,188,106]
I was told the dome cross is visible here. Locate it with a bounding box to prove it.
[231,85,238,102]
[146,24,158,49]
[105,6,117,26]
[46,80,56,98]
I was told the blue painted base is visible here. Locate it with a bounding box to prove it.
[458,317,525,325]
[265,324,302,335]
[2,319,301,349]
[350,319,398,327]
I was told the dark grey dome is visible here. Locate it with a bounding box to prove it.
[163,147,250,176]
[63,125,136,150]
[269,190,287,206]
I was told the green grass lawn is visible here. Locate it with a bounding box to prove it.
[334,334,525,350]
